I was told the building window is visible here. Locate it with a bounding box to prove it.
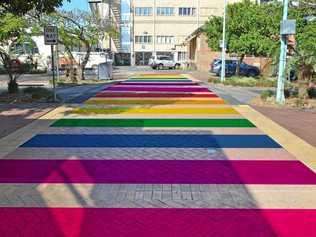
[135,7,152,16]
[178,52,187,61]
[157,7,174,16]
[135,35,152,44]
[157,36,174,44]
[179,7,196,16]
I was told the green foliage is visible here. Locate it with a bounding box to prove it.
[22,87,58,101]
[209,76,278,87]
[0,0,68,16]
[0,13,27,44]
[204,1,282,59]
[287,20,316,82]
[261,90,275,100]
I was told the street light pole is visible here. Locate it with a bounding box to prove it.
[220,0,227,82]
[276,0,289,104]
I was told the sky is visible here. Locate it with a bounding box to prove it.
[61,0,90,11]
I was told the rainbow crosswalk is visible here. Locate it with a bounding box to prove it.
[1,74,316,236]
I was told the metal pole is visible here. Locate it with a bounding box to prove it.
[109,0,112,59]
[276,0,289,104]
[56,43,60,83]
[153,0,156,58]
[51,45,56,102]
[131,1,135,66]
[220,0,227,82]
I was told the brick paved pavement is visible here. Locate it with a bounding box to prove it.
[0,74,316,236]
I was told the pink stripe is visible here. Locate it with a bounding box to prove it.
[0,160,315,184]
[95,93,218,98]
[0,208,315,237]
[118,82,199,86]
[103,87,211,92]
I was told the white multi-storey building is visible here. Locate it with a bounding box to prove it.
[89,0,239,65]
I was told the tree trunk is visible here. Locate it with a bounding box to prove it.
[0,51,18,93]
[80,42,92,81]
[64,46,79,83]
[298,65,312,100]
[236,54,245,76]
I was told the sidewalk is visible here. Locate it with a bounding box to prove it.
[0,103,56,139]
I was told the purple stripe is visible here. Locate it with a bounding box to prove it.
[103,87,211,92]
[0,160,315,184]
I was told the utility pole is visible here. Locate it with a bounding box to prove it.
[108,0,112,60]
[276,0,289,104]
[131,0,135,66]
[220,0,227,82]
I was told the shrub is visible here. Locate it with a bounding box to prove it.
[261,90,275,100]
[307,87,316,99]
[22,87,57,101]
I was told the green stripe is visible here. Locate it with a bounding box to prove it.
[52,119,256,128]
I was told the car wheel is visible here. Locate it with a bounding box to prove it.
[158,64,164,70]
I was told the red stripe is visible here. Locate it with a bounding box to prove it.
[0,208,315,237]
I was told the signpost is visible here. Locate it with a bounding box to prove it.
[44,26,58,102]
[276,0,296,104]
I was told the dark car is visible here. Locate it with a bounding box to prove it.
[210,59,260,77]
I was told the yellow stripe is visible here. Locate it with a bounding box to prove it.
[85,99,226,105]
[73,107,238,115]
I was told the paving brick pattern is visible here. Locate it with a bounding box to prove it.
[1,74,316,236]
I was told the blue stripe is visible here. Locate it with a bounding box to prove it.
[21,134,282,148]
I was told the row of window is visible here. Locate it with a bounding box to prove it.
[135,7,196,16]
[135,35,175,44]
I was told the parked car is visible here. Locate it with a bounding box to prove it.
[210,59,260,77]
[150,56,180,70]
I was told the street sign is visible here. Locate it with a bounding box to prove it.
[280,20,296,35]
[44,26,58,45]
[44,26,58,102]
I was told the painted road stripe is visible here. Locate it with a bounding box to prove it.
[126,79,193,82]
[104,87,211,92]
[7,148,296,160]
[71,107,238,115]
[95,93,218,98]
[52,119,255,128]
[110,85,202,89]
[84,99,226,105]
[0,208,315,237]
[130,77,188,79]
[63,114,244,119]
[0,184,315,208]
[0,160,315,184]
[44,127,264,135]
[118,82,199,86]
[21,134,281,148]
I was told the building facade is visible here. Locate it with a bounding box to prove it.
[89,0,239,66]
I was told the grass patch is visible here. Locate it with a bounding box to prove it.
[22,87,60,102]
[209,76,278,87]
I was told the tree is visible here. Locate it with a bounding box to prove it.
[0,0,68,93]
[0,0,68,16]
[38,9,118,81]
[204,1,282,73]
[0,13,31,93]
